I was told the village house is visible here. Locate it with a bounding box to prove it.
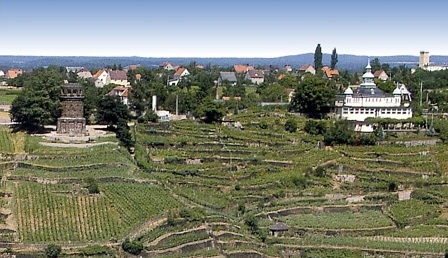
[77,70,93,79]
[217,72,237,86]
[6,69,22,79]
[92,69,111,88]
[234,64,254,74]
[161,62,175,71]
[298,64,316,75]
[245,69,264,84]
[335,59,412,132]
[322,66,339,79]
[107,85,130,106]
[66,67,84,73]
[284,65,293,72]
[169,67,190,86]
[0,70,4,78]
[373,70,389,81]
[109,70,128,86]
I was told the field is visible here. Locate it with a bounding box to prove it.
[1,109,448,257]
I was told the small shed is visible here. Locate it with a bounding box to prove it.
[269,222,289,237]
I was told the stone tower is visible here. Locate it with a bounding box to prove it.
[419,51,429,68]
[57,83,86,135]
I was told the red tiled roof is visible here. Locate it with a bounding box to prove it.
[299,64,312,71]
[174,67,187,77]
[373,70,387,77]
[7,69,22,79]
[92,69,105,79]
[109,70,127,80]
[234,64,254,73]
[324,68,339,78]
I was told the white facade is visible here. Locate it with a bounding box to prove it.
[335,59,412,132]
[94,70,111,88]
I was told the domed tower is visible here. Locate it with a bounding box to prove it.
[57,83,86,135]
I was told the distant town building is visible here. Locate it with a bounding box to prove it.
[6,69,22,79]
[234,64,254,74]
[107,86,130,106]
[373,70,389,81]
[92,69,110,88]
[109,70,128,86]
[245,69,264,84]
[66,67,84,73]
[169,67,190,86]
[335,59,412,132]
[161,62,175,71]
[419,51,448,71]
[322,66,339,79]
[298,64,316,75]
[217,72,237,86]
[77,70,93,79]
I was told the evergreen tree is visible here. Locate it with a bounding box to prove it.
[371,57,382,72]
[330,48,338,69]
[314,44,323,71]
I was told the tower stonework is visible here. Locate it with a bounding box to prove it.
[419,51,429,68]
[57,83,86,135]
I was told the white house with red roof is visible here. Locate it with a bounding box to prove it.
[93,69,110,88]
[169,67,190,86]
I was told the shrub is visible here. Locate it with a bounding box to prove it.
[258,121,268,129]
[304,120,327,135]
[45,244,62,258]
[85,177,100,194]
[121,238,143,255]
[284,118,298,133]
[314,166,327,177]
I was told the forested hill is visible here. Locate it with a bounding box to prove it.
[1,53,448,72]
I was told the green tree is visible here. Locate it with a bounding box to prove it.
[195,98,226,123]
[376,79,395,93]
[96,95,130,128]
[116,119,134,149]
[304,120,327,135]
[11,90,60,131]
[289,75,335,118]
[45,244,62,258]
[258,83,288,102]
[323,120,352,145]
[370,57,381,72]
[330,47,338,69]
[10,66,64,130]
[314,43,323,71]
[284,118,298,133]
[121,238,143,255]
[81,79,100,122]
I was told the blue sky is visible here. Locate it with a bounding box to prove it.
[1,0,447,57]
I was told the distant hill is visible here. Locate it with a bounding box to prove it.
[2,53,448,72]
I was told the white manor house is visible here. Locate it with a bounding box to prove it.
[335,59,413,132]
